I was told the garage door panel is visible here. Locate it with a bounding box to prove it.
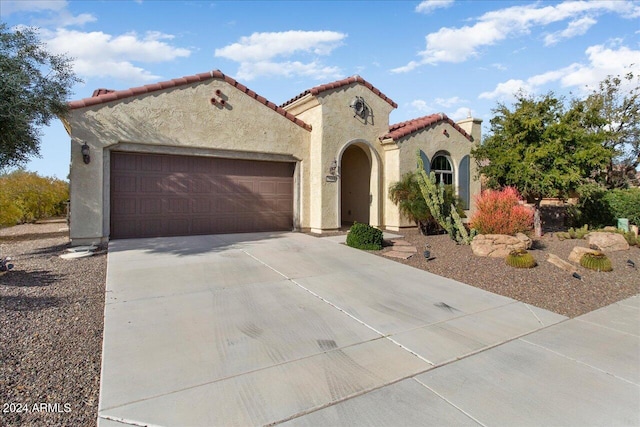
[167,198,190,213]
[140,219,163,237]
[112,198,137,215]
[139,155,162,171]
[139,199,161,214]
[139,176,163,193]
[110,152,294,239]
[113,176,137,193]
[112,154,137,171]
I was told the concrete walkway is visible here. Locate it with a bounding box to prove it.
[98,232,639,426]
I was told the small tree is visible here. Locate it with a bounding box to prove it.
[580,71,639,188]
[472,92,613,236]
[0,24,80,169]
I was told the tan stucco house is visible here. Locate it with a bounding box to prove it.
[62,70,481,245]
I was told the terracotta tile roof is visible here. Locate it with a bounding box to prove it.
[383,113,473,142]
[68,70,311,131]
[280,75,398,109]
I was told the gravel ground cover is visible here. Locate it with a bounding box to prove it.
[374,228,640,318]
[1,222,106,427]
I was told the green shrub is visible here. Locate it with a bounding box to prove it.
[557,224,589,241]
[505,249,537,268]
[346,222,383,250]
[573,184,640,228]
[580,252,612,272]
[0,171,69,227]
[603,188,640,226]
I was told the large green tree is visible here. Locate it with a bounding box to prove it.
[0,23,80,169]
[580,71,639,188]
[472,92,613,206]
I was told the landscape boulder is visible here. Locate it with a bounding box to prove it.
[471,234,529,258]
[568,246,601,264]
[586,232,629,253]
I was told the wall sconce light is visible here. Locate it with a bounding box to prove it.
[329,159,338,175]
[81,143,90,164]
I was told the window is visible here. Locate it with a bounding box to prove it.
[431,154,453,185]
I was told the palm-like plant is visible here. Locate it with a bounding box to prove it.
[389,172,467,236]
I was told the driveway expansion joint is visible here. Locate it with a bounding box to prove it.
[519,338,640,386]
[240,248,437,366]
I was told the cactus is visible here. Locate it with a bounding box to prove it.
[416,150,474,245]
[505,249,537,268]
[580,251,612,272]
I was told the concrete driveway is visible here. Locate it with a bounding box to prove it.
[98,232,639,426]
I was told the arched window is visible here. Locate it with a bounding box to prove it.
[431,154,453,185]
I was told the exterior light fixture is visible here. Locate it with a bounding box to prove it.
[81,143,91,164]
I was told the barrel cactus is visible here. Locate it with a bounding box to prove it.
[505,249,537,268]
[580,251,612,272]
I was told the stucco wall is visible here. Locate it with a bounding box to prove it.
[388,120,481,229]
[67,79,310,243]
[288,84,394,231]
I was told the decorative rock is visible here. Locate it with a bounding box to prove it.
[547,253,577,274]
[384,250,413,259]
[471,234,527,258]
[586,232,629,253]
[568,246,600,264]
[515,233,533,249]
[393,245,417,253]
[389,239,412,246]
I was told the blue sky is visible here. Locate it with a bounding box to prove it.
[2,0,639,180]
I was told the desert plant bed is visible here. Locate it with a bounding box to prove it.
[371,228,639,318]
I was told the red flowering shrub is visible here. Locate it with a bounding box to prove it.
[470,187,534,235]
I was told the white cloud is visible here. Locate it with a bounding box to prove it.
[45,29,191,82]
[215,30,346,80]
[410,99,432,113]
[544,16,597,46]
[479,79,533,100]
[434,96,468,108]
[560,44,640,91]
[236,60,342,82]
[0,0,66,15]
[479,43,640,100]
[393,0,638,72]
[450,107,473,120]
[0,0,96,27]
[415,0,454,14]
[409,96,467,114]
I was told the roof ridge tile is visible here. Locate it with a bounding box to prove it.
[384,113,473,142]
[68,70,311,131]
[280,75,398,109]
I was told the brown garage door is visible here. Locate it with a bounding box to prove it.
[110,152,294,239]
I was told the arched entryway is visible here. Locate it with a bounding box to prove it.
[340,144,371,225]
